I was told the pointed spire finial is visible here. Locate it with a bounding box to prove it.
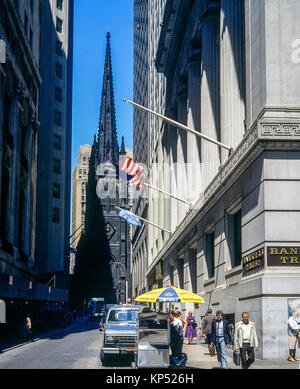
[120,136,126,155]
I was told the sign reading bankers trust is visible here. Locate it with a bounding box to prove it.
[267,247,300,266]
[242,247,300,276]
[242,248,265,276]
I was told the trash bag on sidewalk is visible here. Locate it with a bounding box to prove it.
[170,353,187,368]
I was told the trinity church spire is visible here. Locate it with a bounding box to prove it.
[97,32,119,168]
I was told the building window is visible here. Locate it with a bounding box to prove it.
[83,156,86,162]
[53,159,61,174]
[52,208,60,224]
[53,183,60,199]
[55,63,63,79]
[205,231,215,279]
[81,196,85,201]
[54,110,62,126]
[228,208,242,268]
[57,0,63,11]
[83,169,86,175]
[55,87,62,102]
[79,169,82,174]
[56,17,63,33]
[82,188,84,195]
[56,40,62,56]
[54,134,61,150]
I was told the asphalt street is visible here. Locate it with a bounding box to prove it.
[0,322,133,369]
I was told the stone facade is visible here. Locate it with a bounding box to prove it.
[70,144,91,274]
[0,0,69,337]
[36,0,74,282]
[134,0,300,359]
[71,145,92,248]
[132,0,150,298]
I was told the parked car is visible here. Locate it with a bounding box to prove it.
[99,317,106,331]
[100,305,142,366]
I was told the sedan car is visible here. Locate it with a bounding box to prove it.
[100,305,142,365]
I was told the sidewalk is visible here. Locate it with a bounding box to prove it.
[0,320,83,354]
[183,339,300,369]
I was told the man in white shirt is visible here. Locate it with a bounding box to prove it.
[170,310,183,357]
[234,312,258,369]
[287,311,300,362]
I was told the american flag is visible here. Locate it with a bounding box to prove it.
[119,156,146,188]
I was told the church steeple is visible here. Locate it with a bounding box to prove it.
[97,32,119,168]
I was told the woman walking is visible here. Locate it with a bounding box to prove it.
[185,310,197,344]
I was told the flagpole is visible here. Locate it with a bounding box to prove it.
[123,99,232,152]
[114,206,171,234]
[143,182,191,205]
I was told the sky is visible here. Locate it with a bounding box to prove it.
[71,0,134,173]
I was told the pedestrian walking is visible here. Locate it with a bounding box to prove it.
[211,310,232,369]
[234,312,259,369]
[24,313,32,340]
[177,311,188,332]
[169,310,184,357]
[202,308,215,353]
[199,312,208,342]
[185,310,197,344]
[287,311,300,362]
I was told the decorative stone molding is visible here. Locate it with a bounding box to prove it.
[258,118,300,138]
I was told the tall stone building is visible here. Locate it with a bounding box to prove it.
[0,0,72,339]
[132,0,150,298]
[71,145,92,247]
[36,0,74,286]
[133,0,300,359]
[70,144,91,274]
[95,32,132,304]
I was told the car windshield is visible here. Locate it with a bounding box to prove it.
[107,309,139,323]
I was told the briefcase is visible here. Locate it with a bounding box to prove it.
[210,344,215,357]
[233,351,241,366]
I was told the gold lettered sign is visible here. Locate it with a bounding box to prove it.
[242,248,264,276]
[267,247,300,266]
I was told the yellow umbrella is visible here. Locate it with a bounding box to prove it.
[135,286,205,304]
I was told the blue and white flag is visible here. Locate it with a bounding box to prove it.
[119,209,141,227]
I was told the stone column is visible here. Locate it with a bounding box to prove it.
[220,0,246,163]
[167,108,178,233]
[9,93,21,246]
[23,125,33,256]
[201,9,221,189]
[177,92,188,224]
[187,59,202,200]
[29,125,38,260]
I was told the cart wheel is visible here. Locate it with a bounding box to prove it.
[131,361,137,369]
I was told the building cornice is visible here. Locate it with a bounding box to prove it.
[146,108,300,277]
[5,0,42,85]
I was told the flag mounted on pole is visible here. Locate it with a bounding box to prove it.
[119,156,145,188]
[115,206,171,233]
[119,208,142,227]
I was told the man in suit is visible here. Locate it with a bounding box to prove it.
[202,308,216,353]
[211,310,232,369]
